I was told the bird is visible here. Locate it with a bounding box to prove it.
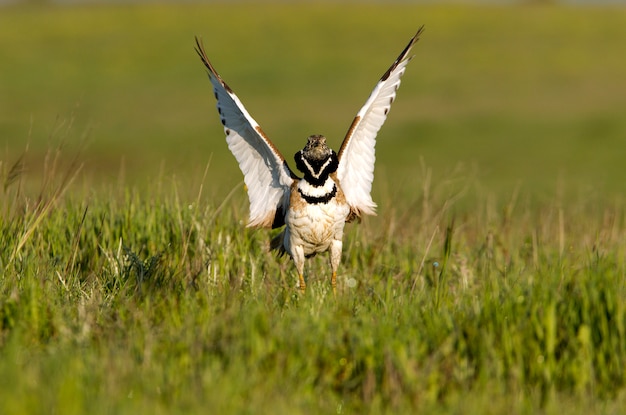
[195,27,423,292]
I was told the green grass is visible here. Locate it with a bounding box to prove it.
[1,168,625,414]
[1,2,626,414]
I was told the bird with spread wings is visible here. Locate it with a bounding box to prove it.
[195,28,423,292]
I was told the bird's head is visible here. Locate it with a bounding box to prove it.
[301,135,332,162]
[294,135,338,183]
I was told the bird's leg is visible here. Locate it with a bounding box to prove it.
[298,274,306,294]
[329,240,342,294]
[292,246,306,293]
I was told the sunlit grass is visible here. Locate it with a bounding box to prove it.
[1,156,625,413]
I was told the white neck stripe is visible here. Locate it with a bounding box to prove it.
[301,155,333,179]
[298,177,335,198]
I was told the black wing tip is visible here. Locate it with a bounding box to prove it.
[194,36,212,70]
[194,36,237,94]
[414,25,425,41]
[407,26,425,50]
[194,35,203,56]
[380,26,425,82]
[405,25,425,60]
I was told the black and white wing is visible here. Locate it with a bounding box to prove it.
[337,28,423,217]
[195,37,297,229]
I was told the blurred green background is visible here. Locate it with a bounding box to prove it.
[1,2,625,203]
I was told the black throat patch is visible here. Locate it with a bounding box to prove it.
[298,185,337,204]
[294,151,339,187]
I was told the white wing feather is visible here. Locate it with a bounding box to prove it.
[337,28,423,217]
[195,38,296,228]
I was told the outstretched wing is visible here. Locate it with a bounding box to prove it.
[337,27,423,217]
[195,37,297,229]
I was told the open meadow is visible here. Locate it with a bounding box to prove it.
[1,2,626,414]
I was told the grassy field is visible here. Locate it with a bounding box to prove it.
[1,2,626,414]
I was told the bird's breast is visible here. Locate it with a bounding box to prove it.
[286,178,350,255]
